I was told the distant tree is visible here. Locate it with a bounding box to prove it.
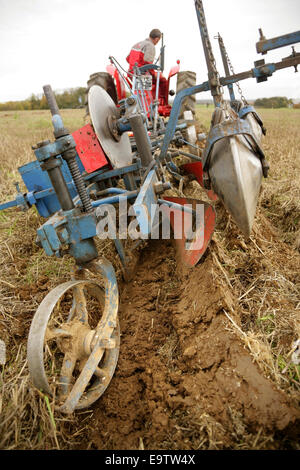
[40,95,48,110]
[254,96,292,108]
[29,93,41,110]
[0,87,87,111]
[55,87,87,109]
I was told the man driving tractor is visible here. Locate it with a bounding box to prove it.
[126,29,168,104]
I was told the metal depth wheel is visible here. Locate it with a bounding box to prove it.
[27,258,120,414]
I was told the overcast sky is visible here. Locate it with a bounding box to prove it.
[0,0,299,102]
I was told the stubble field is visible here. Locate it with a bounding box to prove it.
[0,106,299,450]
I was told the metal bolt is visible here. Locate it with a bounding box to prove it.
[154,181,171,194]
[36,140,51,148]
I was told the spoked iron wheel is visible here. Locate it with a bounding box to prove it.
[27,259,119,414]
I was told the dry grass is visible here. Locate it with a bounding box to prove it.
[0,106,299,449]
[194,106,300,398]
[0,110,87,449]
[0,109,128,449]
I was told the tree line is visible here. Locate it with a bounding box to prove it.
[0,90,296,111]
[254,96,293,108]
[0,87,86,111]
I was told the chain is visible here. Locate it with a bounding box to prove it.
[217,34,248,105]
[195,0,218,77]
[195,0,225,109]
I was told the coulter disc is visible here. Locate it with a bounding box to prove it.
[88,85,133,168]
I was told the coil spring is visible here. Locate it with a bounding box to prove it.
[67,158,93,213]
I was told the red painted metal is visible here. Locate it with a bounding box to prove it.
[157,103,172,116]
[182,161,218,201]
[168,60,180,79]
[155,60,180,117]
[161,196,216,267]
[106,64,126,101]
[106,59,180,118]
[72,124,110,174]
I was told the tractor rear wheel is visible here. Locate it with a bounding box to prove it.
[85,72,118,115]
[176,71,196,119]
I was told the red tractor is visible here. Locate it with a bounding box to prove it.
[106,57,180,118]
[85,35,196,126]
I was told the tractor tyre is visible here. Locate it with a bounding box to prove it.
[176,71,196,119]
[85,72,118,116]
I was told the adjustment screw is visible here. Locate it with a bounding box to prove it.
[36,140,51,148]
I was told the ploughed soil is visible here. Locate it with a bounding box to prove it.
[79,235,299,450]
[1,111,299,450]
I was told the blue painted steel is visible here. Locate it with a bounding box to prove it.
[0,137,84,217]
[202,117,265,170]
[138,64,160,74]
[116,120,132,134]
[228,85,236,102]
[157,199,194,215]
[69,238,98,265]
[159,82,210,160]
[93,188,128,195]
[44,222,61,252]
[35,184,142,262]
[33,134,84,174]
[52,114,65,134]
[256,30,300,54]
[37,207,98,259]
[90,192,137,208]
[238,105,265,133]
[37,214,63,256]
[167,159,179,173]
[0,191,27,211]
[132,169,158,236]
[64,209,97,243]
[18,159,79,217]
[0,199,22,211]
[34,135,75,162]
[238,105,256,119]
[84,161,141,182]
[165,162,184,182]
[217,57,299,87]
[252,64,276,80]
